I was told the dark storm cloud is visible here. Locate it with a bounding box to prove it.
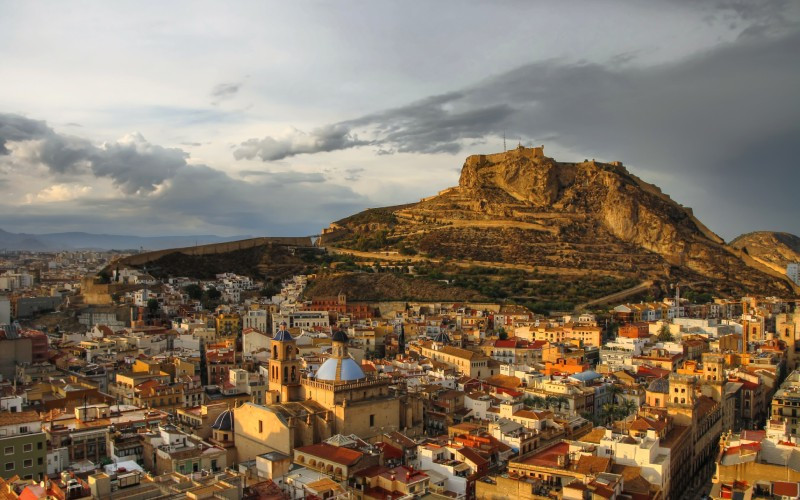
[0,112,369,235]
[233,92,514,160]
[0,113,188,193]
[0,113,53,156]
[232,25,800,238]
[89,134,188,194]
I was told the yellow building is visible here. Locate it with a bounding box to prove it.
[215,312,241,336]
[418,342,494,378]
[233,400,333,461]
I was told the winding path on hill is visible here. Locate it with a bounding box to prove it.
[326,246,624,277]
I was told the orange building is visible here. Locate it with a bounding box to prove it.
[619,323,650,339]
[544,357,589,376]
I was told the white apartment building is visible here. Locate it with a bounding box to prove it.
[272,311,329,333]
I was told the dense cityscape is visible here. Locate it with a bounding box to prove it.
[2,2,799,499]
[0,245,798,499]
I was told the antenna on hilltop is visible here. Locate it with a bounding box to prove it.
[503,131,506,152]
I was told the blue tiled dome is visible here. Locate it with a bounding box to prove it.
[211,409,233,431]
[332,329,349,343]
[273,321,293,341]
[647,377,669,394]
[315,357,365,383]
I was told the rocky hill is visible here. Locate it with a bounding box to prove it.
[323,145,794,297]
[729,231,800,275]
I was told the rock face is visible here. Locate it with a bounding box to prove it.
[328,145,793,296]
[730,231,800,275]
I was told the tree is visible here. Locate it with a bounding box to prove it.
[205,287,222,301]
[531,396,545,409]
[657,324,674,342]
[147,298,159,314]
[184,284,203,301]
[608,384,623,405]
[556,396,569,412]
[497,328,508,341]
[621,398,638,417]
[601,402,618,426]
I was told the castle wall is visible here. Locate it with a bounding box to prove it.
[120,237,313,267]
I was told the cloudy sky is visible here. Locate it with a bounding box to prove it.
[0,0,798,240]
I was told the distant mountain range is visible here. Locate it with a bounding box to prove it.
[0,228,251,251]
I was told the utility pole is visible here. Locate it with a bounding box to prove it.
[503,131,506,151]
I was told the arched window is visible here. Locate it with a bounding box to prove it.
[286,345,292,359]
[291,366,296,381]
[272,345,278,358]
[283,366,288,383]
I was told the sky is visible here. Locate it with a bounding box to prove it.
[0,0,798,240]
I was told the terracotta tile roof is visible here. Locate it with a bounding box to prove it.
[458,446,489,467]
[575,455,611,475]
[439,346,488,361]
[379,466,428,484]
[580,427,607,444]
[484,375,522,390]
[0,410,40,426]
[629,416,667,433]
[375,442,403,460]
[295,443,364,466]
[520,441,569,467]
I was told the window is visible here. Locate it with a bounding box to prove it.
[37,458,42,466]
[23,459,32,468]
[370,414,375,427]
[4,447,12,455]
[19,426,27,433]
[23,444,32,453]
[37,442,42,450]
[4,463,12,471]
[259,420,263,433]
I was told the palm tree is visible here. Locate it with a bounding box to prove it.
[622,398,638,417]
[545,395,558,410]
[531,396,545,409]
[556,396,569,412]
[608,384,623,405]
[601,402,617,426]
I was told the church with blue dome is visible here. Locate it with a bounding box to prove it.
[300,328,401,438]
[261,325,410,439]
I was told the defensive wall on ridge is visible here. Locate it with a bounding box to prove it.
[118,236,314,267]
